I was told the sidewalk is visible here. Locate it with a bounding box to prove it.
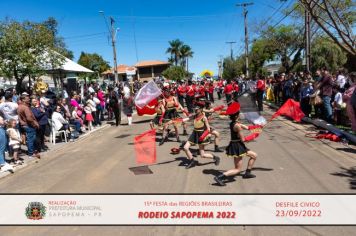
[263,100,356,145]
[0,123,111,179]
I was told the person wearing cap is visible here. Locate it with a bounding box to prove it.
[214,102,258,186]
[183,102,220,169]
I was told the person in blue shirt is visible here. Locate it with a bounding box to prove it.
[300,78,314,118]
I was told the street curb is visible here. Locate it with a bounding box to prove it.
[263,101,356,144]
[0,124,111,180]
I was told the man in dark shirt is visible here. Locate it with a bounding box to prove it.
[18,94,40,159]
[318,69,334,122]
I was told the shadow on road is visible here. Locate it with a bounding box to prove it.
[336,147,356,154]
[331,166,356,190]
[202,169,239,186]
[115,134,131,139]
[251,167,274,171]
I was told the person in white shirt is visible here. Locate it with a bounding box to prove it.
[336,70,346,89]
[333,87,345,125]
[51,105,69,132]
[88,84,95,94]
[0,92,18,123]
[92,93,102,126]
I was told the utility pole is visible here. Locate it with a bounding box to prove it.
[226,41,236,60]
[237,2,253,78]
[305,9,311,72]
[99,11,119,84]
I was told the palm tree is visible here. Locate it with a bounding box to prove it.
[166,39,183,66]
[180,44,194,72]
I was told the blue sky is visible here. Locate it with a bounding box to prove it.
[0,0,294,75]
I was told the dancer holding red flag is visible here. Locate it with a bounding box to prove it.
[150,96,165,130]
[159,89,187,145]
[214,102,258,186]
[183,102,220,169]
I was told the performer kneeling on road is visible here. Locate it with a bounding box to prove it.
[214,102,258,186]
[183,102,220,169]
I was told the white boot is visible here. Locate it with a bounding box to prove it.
[128,117,132,125]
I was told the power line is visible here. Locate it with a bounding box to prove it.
[62,32,107,39]
[271,4,298,29]
[259,0,289,27]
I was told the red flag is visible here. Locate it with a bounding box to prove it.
[136,99,158,116]
[271,99,305,122]
[213,105,225,112]
[134,129,156,164]
[244,132,260,142]
[198,129,210,142]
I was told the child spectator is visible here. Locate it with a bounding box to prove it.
[6,119,23,165]
[332,87,345,125]
[84,102,94,131]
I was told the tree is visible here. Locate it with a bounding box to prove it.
[222,57,245,80]
[311,37,347,72]
[260,25,304,73]
[43,17,74,59]
[77,52,110,80]
[300,0,355,57]
[249,38,276,76]
[162,66,188,81]
[0,18,65,92]
[166,39,183,66]
[180,44,194,72]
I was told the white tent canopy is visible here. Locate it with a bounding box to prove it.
[58,57,93,73]
[43,51,93,73]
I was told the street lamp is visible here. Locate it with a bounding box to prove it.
[99,10,119,84]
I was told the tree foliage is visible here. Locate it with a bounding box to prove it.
[300,0,355,57]
[0,18,66,92]
[77,52,110,80]
[311,36,348,72]
[222,57,245,80]
[162,66,188,81]
[166,39,193,71]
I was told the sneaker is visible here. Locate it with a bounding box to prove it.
[214,176,226,186]
[214,147,224,152]
[1,163,14,173]
[213,155,220,166]
[185,159,196,169]
[14,160,23,165]
[242,172,256,179]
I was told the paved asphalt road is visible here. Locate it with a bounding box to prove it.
[0,95,355,235]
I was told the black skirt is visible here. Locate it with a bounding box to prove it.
[226,140,249,157]
[163,108,180,122]
[188,130,210,145]
[152,115,161,125]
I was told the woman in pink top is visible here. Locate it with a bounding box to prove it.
[97,88,105,121]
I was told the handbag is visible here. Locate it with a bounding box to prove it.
[310,90,323,106]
